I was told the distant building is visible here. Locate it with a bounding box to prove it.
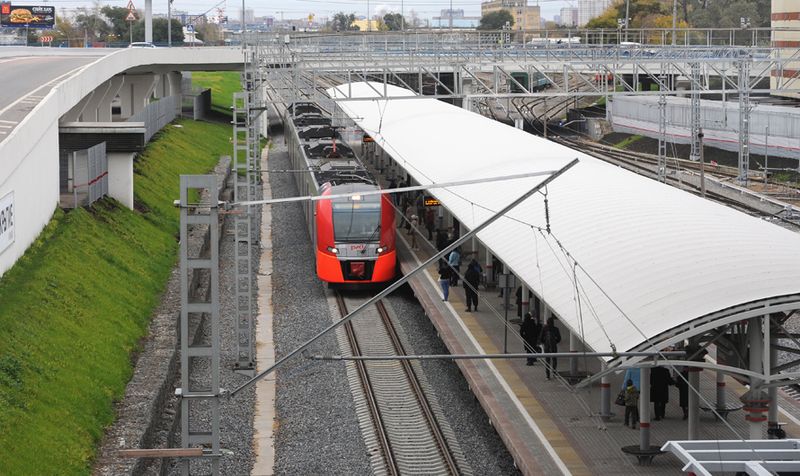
[480,0,540,31]
[578,0,610,26]
[351,18,380,31]
[432,9,480,28]
[560,7,578,27]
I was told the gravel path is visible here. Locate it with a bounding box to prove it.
[269,129,373,475]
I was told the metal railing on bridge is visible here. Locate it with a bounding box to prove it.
[128,95,180,142]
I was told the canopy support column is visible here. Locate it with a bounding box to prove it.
[640,367,651,450]
[688,368,700,440]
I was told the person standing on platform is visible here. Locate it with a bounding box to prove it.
[447,247,461,287]
[621,368,641,391]
[388,178,398,207]
[674,367,689,420]
[650,366,675,420]
[624,379,640,429]
[520,312,542,365]
[516,286,523,318]
[409,214,419,250]
[436,228,448,252]
[424,208,435,240]
[464,258,481,312]
[404,203,414,233]
[438,260,451,302]
[539,317,561,379]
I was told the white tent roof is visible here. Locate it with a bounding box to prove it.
[328,82,800,358]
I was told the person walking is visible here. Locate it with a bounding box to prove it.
[624,379,640,429]
[438,260,451,302]
[463,258,481,312]
[404,203,414,233]
[650,366,675,420]
[539,316,561,379]
[447,247,461,287]
[520,312,542,365]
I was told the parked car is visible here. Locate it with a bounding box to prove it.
[128,42,157,48]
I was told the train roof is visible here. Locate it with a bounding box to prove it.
[328,81,800,363]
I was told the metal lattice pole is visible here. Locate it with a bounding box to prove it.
[233,80,255,374]
[689,62,701,162]
[738,54,752,185]
[179,175,221,475]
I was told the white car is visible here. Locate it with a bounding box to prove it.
[128,42,157,48]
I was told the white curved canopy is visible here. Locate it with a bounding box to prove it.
[328,82,800,358]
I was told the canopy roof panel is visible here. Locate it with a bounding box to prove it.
[328,82,800,357]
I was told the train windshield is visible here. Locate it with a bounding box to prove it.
[332,197,382,243]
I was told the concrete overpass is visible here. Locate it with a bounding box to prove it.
[0,47,243,276]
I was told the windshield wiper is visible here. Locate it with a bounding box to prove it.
[361,224,381,254]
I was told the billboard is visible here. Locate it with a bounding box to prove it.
[0,4,56,28]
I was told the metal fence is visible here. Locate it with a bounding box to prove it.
[59,142,108,209]
[128,95,179,142]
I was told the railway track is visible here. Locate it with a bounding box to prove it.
[334,293,469,476]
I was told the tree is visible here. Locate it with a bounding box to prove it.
[131,17,183,43]
[197,23,221,44]
[73,7,112,43]
[478,10,514,30]
[101,6,131,39]
[383,13,405,31]
[330,12,358,31]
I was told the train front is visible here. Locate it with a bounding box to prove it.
[316,183,396,285]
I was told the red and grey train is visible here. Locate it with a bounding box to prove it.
[285,102,396,285]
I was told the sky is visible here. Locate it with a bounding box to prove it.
[46,0,576,23]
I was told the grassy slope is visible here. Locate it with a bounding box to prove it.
[192,71,240,117]
[0,119,230,475]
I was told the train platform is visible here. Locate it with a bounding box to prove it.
[394,233,800,475]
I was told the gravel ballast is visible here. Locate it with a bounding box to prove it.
[269,129,373,475]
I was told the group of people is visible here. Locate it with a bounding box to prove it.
[619,366,691,429]
[438,249,483,312]
[389,177,437,244]
[520,312,561,379]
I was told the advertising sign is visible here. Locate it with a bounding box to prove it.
[0,191,15,255]
[0,4,56,28]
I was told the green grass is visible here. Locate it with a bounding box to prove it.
[192,71,241,118]
[614,134,643,149]
[0,118,230,475]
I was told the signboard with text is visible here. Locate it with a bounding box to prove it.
[424,196,441,207]
[0,4,55,28]
[0,191,15,255]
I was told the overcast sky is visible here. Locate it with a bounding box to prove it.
[49,0,575,23]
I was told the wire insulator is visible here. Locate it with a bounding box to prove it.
[544,195,551,234]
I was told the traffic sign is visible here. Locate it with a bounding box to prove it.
[186,24,193,32]
[125,11,136,21]
[39,35,53,43]
[126,0,135,10]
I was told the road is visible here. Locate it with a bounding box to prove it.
[0,51,110,141]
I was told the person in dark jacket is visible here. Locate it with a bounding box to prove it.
[539,316,561,379]
[674,368,689,420]
[438,260,451,302]
[463,259,482,312]
[520,312,542,366]
[435,229,448,252]
[515,286,523,318]
[650,366,675,420]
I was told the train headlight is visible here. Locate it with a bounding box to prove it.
[327,246,339,254]
[376,245,390,254]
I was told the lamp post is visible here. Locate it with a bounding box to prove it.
[167,0,172,47]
